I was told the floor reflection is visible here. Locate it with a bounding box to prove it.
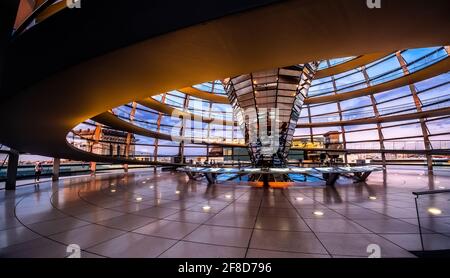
[0,169,449,258]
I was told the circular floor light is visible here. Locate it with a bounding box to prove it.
[369,196,377,200]
[136,197,143,202]
[202,205,211,211]
[296,197,304,201]
[313,211,324,216]
[427,207,442,215]
[110,189,116,193]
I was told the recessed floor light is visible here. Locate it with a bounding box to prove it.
[175,190,181,194]
[369,196,377,200]
[428,207,442,215]
[110,189,116,193]
[313,211,324,216]
[136,197,143,201]
[296,197,304,201]
[225,194,232,199]
[149,185,154,189]
[202,205,211,211]
[142,181,146,184]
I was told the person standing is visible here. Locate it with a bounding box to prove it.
[34,162,43,182]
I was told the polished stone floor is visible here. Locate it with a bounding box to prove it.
[1,168,449,258]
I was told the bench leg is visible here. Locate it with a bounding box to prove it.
[185,171,196,180]
[262,174,269,188]
[205,173,217,186]
[323,173,339,186]
[354,171,372,182]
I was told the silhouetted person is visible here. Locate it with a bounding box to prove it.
[34,162,43,183]
[320,153,327,166]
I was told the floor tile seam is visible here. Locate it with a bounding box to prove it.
[281,190,332,256]
[155,188,250,258]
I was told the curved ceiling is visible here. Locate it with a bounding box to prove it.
[0,0,449,162]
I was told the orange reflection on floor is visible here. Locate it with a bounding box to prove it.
[247,181,295,188]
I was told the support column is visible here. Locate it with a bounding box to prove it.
[178,94,189,164]
[395,51,433,172]
[90,162,96,175]
[153,94,167,171]
[124,102,137,172]
[361,65,386,167]
[5,149,19,190]
[327,60,348,164]
[52,157,60,181]
[307,104,314,143]
[90,123,102,175]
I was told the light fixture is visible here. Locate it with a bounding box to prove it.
[369,196,377,200]
[313,211,324,216]
[427,207,442,215]
[225,194,232,199]
[135,197,143,201]
[110,189,116,193]
[202,205,211,211]
[175,190,181,194]
[149,185,154,189]
[296,197,304,201]
[142,181,146,184]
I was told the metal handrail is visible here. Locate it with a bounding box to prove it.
[412,189,450,251]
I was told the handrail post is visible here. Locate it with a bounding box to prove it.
[414,195,425,252]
